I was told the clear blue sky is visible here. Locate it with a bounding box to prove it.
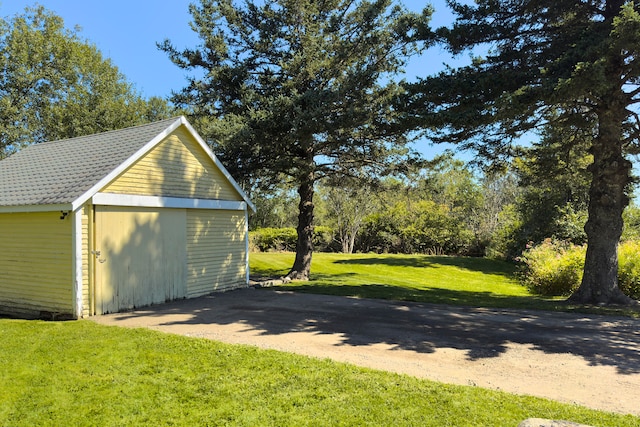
[0,0,461,98]
[0,0,473,159]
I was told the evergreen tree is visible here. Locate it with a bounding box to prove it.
[407,0,640,305]
[161,0,431,279]
[513,120,592,248]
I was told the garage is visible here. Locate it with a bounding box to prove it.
[0,116,255,319]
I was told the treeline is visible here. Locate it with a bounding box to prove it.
[249,154,640,262]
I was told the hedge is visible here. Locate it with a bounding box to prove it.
[249,227,334,252]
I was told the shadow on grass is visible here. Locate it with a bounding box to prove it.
[276,282,557,310]
[109,286,640,376]
[333,255,516,277]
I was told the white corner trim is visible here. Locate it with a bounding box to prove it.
[245,207,250,285]
[92,193,247,211]
[72,207,84,319]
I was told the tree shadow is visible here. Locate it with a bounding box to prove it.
[275,282,556,309]
[110,288,640,375]
[333,255,516,277]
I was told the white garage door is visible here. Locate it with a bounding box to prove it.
[94,206,187,314]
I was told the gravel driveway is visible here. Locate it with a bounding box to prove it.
[91,288,640,416]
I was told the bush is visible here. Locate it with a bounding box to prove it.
[250,227,297,252]
[618,240,640,300]
[485,204,522,260]
[313,226,336,252]
[357,201,477,255]
[250,226,334,252]
[519,239,640,299]
[518,239,585,296]
[622,204,640,242]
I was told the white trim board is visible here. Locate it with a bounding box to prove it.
[92,193,247,211]
[72,207,84,318]
[0,204,72,213]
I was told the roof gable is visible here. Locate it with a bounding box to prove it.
[0,117,254,212]
[100,126,244,201]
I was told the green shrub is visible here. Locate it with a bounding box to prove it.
[518,239,585,296]
[250,227,297,252]
[313,226,335,252]
[357,200,477,255]
[622,204,640,241]
[519,239,640,299]
[250,226,334,252]
[485,204,522,260]
[619,240,640,300]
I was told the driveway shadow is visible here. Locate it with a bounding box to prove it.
[107,288,640,375]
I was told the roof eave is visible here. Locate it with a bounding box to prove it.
[70,117,185,211]
[0,203,73,214]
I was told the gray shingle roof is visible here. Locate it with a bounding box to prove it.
[0,117,182,207]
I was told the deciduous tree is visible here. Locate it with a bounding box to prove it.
[0,6,171,157]
[318,179,377,254]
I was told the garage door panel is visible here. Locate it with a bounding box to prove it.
[186,209,246,296]
[95,206,186,314]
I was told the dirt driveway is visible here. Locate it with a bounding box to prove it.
[92,288,640,416]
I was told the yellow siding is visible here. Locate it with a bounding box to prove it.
[102,127,243,201]
[186,209,247,297]
[0,212,73,317]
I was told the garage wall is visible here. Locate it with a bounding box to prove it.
[87,123,252,313]
[101,127,243,201]
[0,212,73,317]
[186,209,247,297]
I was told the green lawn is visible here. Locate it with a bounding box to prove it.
[3,252,637,425]
[251,252,640,317]
[250,252,564,310]
[1,319,637,427]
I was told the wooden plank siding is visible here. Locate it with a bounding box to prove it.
[186,209,247,297]
[0,212,73,317]
[101,127,243,201]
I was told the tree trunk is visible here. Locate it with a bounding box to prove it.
[287,172,315,281]
[340,229,356,254]
[347,230,356,254]
[568,102,636,305]
[341,231,351,254]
